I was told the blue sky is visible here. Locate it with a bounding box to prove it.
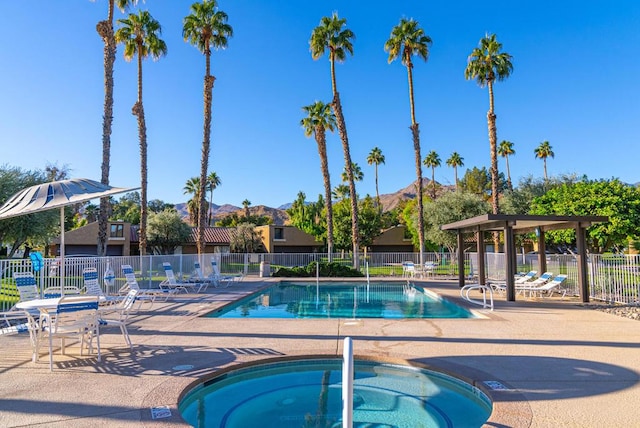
[0,1,638,209]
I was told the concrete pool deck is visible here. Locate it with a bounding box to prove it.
[0,277,638,427]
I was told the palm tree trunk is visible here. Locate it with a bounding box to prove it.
[487,81,500,252]
[374,164,380,211]
[407,60,417,125]
[411,124,425,266]
[208,189,213,226]
[316,128,333,262]
[407,61,425,265]
[332,92,360,270]
[198,52,215,256]
[454,166,459,191]
[505,155,512,190]
[96,10,116,257]
[543,158,548,181]
[431,167,436,199]
[133,50,148,256]
[487,82,499,215]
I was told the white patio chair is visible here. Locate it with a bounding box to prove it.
[185,261,215,292]
[210,258,242,288]
[38,295,101,372]
[520,274,568,298]
[402,261,416,278]
[490,270,538,294]
[14,272,40,301]
[119,265,172,304]
[9,272,42,322]
[43,285,81,298]
[160,262,202,293]
[97,289,138,349]
[83,268,120,306]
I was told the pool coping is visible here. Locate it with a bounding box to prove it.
[2,276,638,427]
[172,353,531,427]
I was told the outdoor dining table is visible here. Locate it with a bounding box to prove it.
[15,296,106,363]
[15,295,107,311]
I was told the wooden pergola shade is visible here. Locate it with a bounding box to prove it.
[441,214,609,303]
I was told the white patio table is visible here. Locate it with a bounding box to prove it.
[16,296,105,363]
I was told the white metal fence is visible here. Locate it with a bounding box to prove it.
[1,252,638,311]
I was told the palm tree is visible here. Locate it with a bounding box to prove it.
[301,101,337,259]
[498,140,515,190]
[310,12,360,269]
[242,199,251,219]
[206,171,221,226]
[115,10,168,256]
[96,0,138,257]
[534,141,554,181]
[465,33,513,215]
[332,184,350,201]
[423,151,441,199]
[367,147,385,209]
[183,0,233,255]
[184,177,202,225]
[385,17,432,265]
[446,152,464,191]
[341,162,363,183]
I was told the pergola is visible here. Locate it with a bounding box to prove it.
[441,214,609,303]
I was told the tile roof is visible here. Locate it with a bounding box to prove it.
[130,226,231,244]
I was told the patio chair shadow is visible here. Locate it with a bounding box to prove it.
[92,345,239,377]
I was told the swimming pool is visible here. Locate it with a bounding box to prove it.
[179,358,492,427]
[206,281,475,319]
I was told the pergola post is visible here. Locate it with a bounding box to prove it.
[576,222,590,303]
[457,231,465,287]
[537,228,547,274]
[477,227,486,285]
[505,223,516,301]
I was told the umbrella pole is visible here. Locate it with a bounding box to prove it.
[60,207,65,296]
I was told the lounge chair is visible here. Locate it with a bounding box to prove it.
[119,265,173,304]
[211,258,244,287]
[82,268,120,305]
[520,274,568,298]
[185,261,215,292]
[525,272,554,287]
[160,262,203,293]
[489,270,538,293]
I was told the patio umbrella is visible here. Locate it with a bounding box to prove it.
[0,178,139,293]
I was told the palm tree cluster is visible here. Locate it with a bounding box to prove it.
[183,172,222,226]
[95,0,231,256]
[309,12,360,268]
[93,2,560,259]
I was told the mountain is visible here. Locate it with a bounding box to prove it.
[378,178,445,211]
[175,179,448,225]
[175,202,290,225]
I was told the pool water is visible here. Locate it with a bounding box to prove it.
[207,282,474,319]
[179,359,492,428]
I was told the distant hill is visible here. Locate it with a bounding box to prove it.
[175,178,451,225]
[378,178,451,211]
[175,202,290,225]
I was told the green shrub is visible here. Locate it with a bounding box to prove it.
[272,262,363,278]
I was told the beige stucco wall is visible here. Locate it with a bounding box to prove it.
[256,225,322,253]
[52,221,130,256]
